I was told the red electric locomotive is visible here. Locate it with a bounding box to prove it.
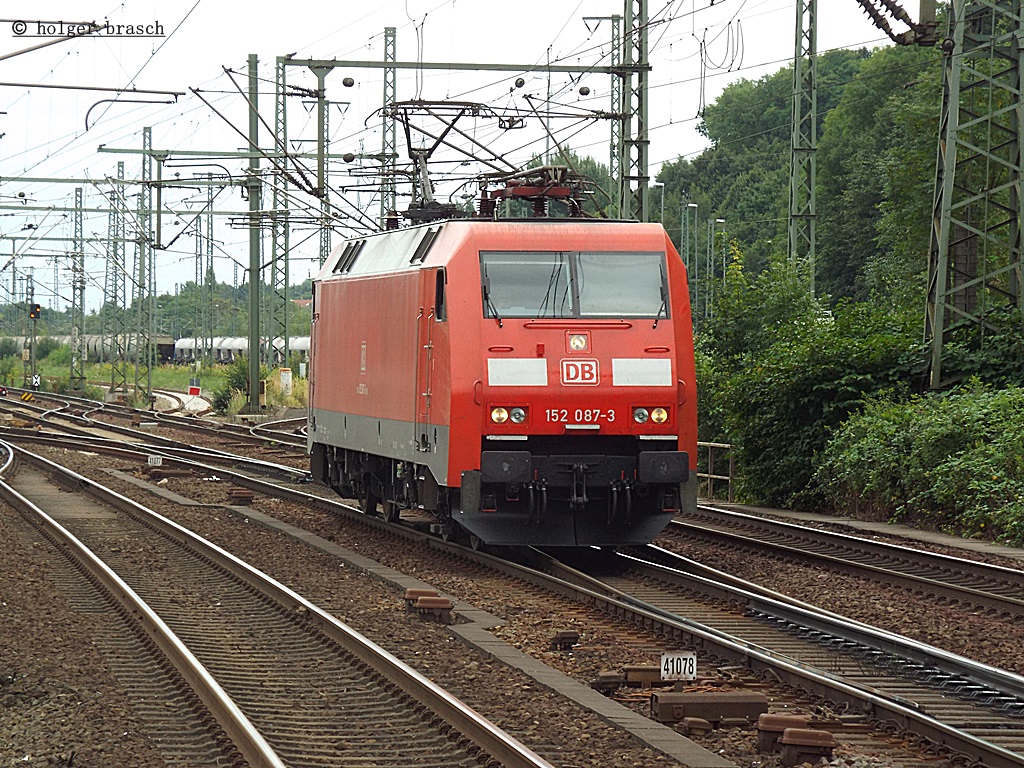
[308,201,698,547]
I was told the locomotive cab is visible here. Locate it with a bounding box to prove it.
[456,244,694,546]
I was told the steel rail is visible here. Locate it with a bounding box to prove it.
[0,411,310,482]
[693,503,1024,586]
[666,517,1024,617]
[6,428,1023,766]
[7,441,556,768]
[623,546,1024,701]
[524,548,1024,768]
[249,416,307,446]
[0,441,288,768]
[13,424,1016,711]
[29,387,308,451]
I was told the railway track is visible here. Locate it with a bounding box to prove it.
[3,387,307,452]
[251,415,306,444]
[6,416,1024,766]
[0,441,554,768]
[1,431,719,767]
[665,505,1024,618]
[0,394,310,477]
[0,443,252,766]
[549,546,1024,766]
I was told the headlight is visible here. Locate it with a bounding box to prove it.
[651,407,669,423]
[510,407,527,423]
[633,407,649,424]
[568,333,588,351]
[491,407,509,423]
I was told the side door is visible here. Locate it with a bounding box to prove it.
[415,268,445,451]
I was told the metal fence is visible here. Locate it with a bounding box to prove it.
[697,441,733,502]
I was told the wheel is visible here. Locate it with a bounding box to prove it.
[439,520,460,542]
[468,533,482,551]
[383,501,401,524]
[359,480,381,517]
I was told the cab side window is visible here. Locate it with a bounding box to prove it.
[435,269,446,321]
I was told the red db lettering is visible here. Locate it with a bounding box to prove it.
[560,359,599,385]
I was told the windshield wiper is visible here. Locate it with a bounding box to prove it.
[482,276,503,328]
[651,286,667,327]
[653,262,668,328]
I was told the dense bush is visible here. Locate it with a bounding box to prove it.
[937,308,1024,388]
[725,300,925,509]
[816,384,1024,544]
[0,356,18,384]
[44,345,72,366]
[693,342,728,444]
[694,251,926,509]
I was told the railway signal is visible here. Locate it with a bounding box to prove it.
[28,303,41,319]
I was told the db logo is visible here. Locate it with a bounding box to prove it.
[560,359,599,385]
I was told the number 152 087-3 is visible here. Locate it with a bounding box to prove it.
[545,408,615,423]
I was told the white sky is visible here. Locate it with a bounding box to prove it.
[0,0,896,314]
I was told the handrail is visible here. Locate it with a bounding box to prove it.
[697,440,733,502]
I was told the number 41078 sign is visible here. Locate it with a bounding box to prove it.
[661,652,698,681]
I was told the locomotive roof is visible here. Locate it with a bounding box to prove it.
[314,218,669,282]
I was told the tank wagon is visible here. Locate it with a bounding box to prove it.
[9,335,175,363]
[173,336,311,364]
[307,216,698,548]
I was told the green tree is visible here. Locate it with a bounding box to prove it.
[701,250,819,367]
[817,44,937,304]
[0,338,18,357]
[658,48,866,279]
[34,336,63,360]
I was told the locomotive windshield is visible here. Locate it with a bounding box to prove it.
[480,250,667,319]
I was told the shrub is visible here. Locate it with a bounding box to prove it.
[726,300,924,509]
[693,341,728,444]
[938,307,1024,388]
[210,356,269,414]
[816,383,1024,543]
[210,385,235,414]
[44,345,72,366]
[264,371,307,409]
[34,337,63,360]
[226,389,248,416]
[0,356,18,384]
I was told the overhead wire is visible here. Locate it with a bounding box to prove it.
[4,0,900,311]
[0,0,739,193]
[8,1,203,179]
[554,30,898,174]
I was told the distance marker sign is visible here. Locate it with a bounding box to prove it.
[660,652,697,681]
